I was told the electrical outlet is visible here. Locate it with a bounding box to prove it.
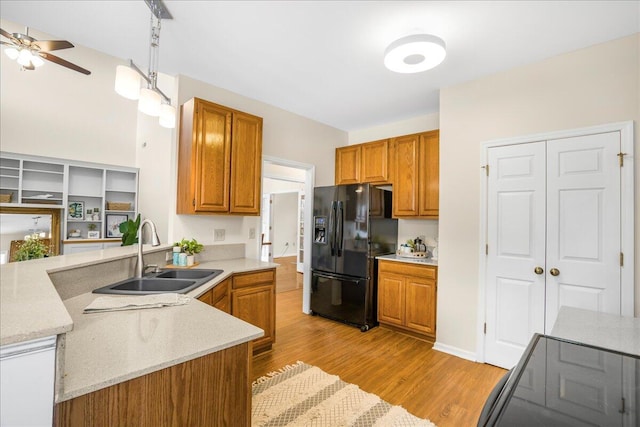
[214,229,225,241]
[165,251,172,262]
[249,227,256,239]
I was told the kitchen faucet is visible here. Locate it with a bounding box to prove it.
[135,219,161,278]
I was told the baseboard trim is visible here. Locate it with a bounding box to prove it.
[433,341,477,362]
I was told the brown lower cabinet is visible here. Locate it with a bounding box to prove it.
[231,269,276,354]
[54,342,251,427]
[377,260,437,342]
[197,277,231,313]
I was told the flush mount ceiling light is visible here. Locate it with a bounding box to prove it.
[114,0,176,128]
[384,34,446,73]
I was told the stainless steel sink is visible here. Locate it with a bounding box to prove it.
[93,269,224,295]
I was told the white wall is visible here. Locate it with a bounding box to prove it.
[271,192,299,258]
[437,34,639,357]
[348,113,440,144]
[0,20,138,166]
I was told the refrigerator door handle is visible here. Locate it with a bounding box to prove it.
[336,200,344,256]
[313,270,361,284]
[329,200,337,256]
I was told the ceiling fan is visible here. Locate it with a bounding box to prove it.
[0,27,91,75]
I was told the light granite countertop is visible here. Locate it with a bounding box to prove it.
[0,244,278,402]
[376,253,438,266]
[550,306,640,355]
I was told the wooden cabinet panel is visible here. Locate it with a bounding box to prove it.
[392,134,420,216]
[177,97,262,216]
[231,269,276,353]
[232,284,274,352]
[197,278,231,314]
[335,145,361,185]
[378,274,405,326]
[361,139,390,183]
[392,130,439,218]
[54,342,251,427]
[405,278,436,334]
[230,112,262,214]
[377,260,437,341]
[418,131,439,218]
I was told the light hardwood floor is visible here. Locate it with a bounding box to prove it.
[252,289,507,427]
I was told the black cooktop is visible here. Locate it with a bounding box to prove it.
[483,334,639,426]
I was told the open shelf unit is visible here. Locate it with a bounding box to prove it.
[0,152,138,254]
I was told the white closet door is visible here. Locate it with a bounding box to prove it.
[485,142,546,368]
[545,132,621,330]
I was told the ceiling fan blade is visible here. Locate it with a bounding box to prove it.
[35,40,74,51]
[0,28,20,44]
[39,52,91,75]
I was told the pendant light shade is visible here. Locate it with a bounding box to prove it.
[159,103,176,128]
[115,65,141,100]
[384,34,446,73]
[138,88,161,116]
[4,47,19,60]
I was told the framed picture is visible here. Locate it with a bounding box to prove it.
[68,201,84,220]
[87,231,100,239]
[106,214,128,238]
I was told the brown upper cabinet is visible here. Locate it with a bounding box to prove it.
[177,97,263,215]
[391,130,439,218]
[335,139,391,185]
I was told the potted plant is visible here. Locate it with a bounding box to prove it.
[178,238,204,266]
[119,214,141,246]
[14,234,50,261]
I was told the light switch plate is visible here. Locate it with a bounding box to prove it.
[214,229,225,241]
[249,227,256,239]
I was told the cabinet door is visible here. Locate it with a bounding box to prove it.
[230,112,262,215]
[194,101,232,212]
[361,139,390,183]
[418,131,439,218]
[335,145,361,184]
[377,273,405,326]
[392,134,420,216]
[232,284,274,351]
[212,278,231,313]
[198,289,213,305]
[405,277,437,335]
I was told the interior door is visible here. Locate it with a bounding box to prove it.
[485,131,622,369]
[545,132,621,326]
[485,142,547,368]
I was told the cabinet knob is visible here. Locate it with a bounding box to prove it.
[534,266,544,275]
[550,268,560,277]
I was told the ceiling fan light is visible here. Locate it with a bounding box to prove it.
[384,34,446,73]
[4,47,19,60]
[31,54,44,68]
[115,65,141,100]
[159,103,176,128]
[138,87,161,116]
[17,48,33,66]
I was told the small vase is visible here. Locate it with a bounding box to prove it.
[186,255,195,266]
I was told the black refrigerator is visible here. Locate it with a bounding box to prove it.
[311,183,398,331]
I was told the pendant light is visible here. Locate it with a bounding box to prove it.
[114,0,175,128]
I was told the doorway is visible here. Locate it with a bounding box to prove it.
[478,121,634,369]
[262,156,315,313]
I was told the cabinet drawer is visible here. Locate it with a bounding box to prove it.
[232,269,275,289]
[379,260,436,279]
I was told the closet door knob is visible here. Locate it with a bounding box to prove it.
[550,268,560,276]
[534,267,544,275]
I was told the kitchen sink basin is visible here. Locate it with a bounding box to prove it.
[155,269,222,280]
[93,269,224,295]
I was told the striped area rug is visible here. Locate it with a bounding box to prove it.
[252,361,436,427]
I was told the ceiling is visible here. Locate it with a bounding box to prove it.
[1,1,638,131]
